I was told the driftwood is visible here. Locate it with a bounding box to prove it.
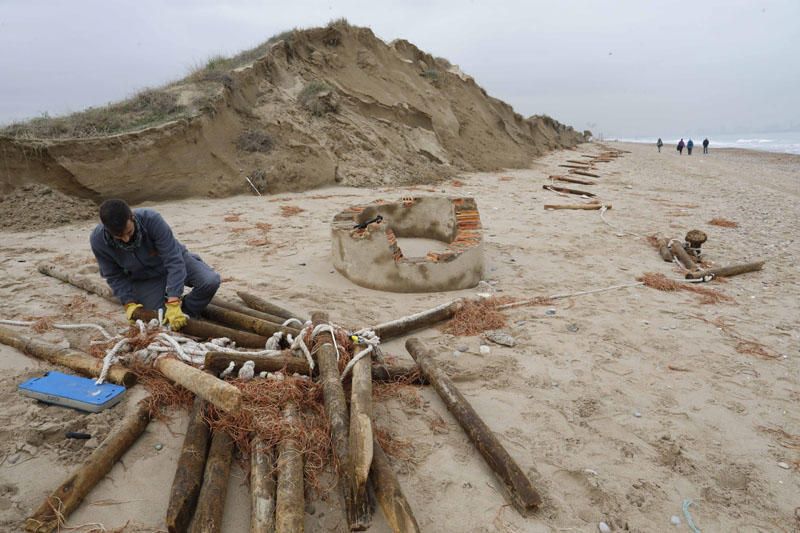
[542,185,596,198]
[544,203,611,210]
[0,326,135,386]
[275,403,304,533]
[25,399,152,533]
[549,175,596,185]
[36,263,269,348]
[189,430,234,533]
[686,260,765,280]
[251,437,277,533]
[211,297,289,327]
[569,170,601,178]
[405,339,542,514]
[202,304,300,338]
[669,241,696,271]
[310,311,370,530]
[370,435,421,533]
[372,299,465,341]
[166,397,211,533]
[558,164,591,169]
[157,357,241,413]
[655,237,674,262]
[237,291,305,323]
[349,348,373,510]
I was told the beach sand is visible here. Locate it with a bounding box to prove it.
[0,141,797,531]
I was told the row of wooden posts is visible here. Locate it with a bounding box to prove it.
[543,149,625,210]
[5,264,544,532]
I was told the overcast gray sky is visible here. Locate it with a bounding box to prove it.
[1,0,798,138]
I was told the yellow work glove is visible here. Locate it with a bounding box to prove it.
[163,300,188,331]
[124,302,143,323]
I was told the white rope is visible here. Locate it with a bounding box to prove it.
[291,326,314,371]
[281,318,304,328]
[96,338,129,385]
[0,319,114,340]
[311,323,342,361]
[340,345,373,382]
[266,332,283,350]
[599,205,643,238]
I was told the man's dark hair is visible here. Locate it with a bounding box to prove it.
[99,199,133,234]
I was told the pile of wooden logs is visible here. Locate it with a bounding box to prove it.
[649,235,765,280]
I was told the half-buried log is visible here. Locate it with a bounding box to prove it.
[405,338,542,515]
[542,185,596,198]
[156,358,241,413]
[166,397,211,533]
[237,291,306,323]
[558,164,591,169]
[275,403,304,533]
[686,260,765,280]
[190,430,234,533]
[370,435,421,533]
[569,170,601,178]
[350,346,373,511]
[372,299,465,341]
[202,304,300,338]
[25,399,152,533]
[37,263,269,349]
[655,237,674,262]
[669,241,697,271]
[549,175,596,185]
[310,311,370,530]
[0,326,135,387]
[544,203,611,210]
[251,437,277,533]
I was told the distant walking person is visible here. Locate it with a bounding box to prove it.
[677,138,685,155]
[703,138,709,154]
[687,139,694,155]
[657,138,663,152]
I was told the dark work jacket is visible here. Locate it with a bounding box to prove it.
[90,209,188,303]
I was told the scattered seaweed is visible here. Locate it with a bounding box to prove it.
[708,217,739,228]
[637,272,732,305]
[442,297,511,336]
[280,205,305,217]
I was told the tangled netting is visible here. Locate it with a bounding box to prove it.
[441,296,513,336]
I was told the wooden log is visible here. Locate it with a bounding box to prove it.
[544,203,611,210]
[25,399,152,533]
[251,437,277,533]
[686,260,765,280]
[0,326,135,387]
[372,299,465,341]
[211,297,289,327]
[205,351,310,376]
[558,164,591,169]
[566,159,591,164]
[548,175,596,185]
[349,349,373,511]
[655,237,674,262]
[189,430,234,533]
[202,304,300,338]
[310,311,371,530]
[405,339,542,514]
[568,170,601,178]
[37,262,269,349]
[166,397,211,533]
[668,241,696,271]
[542,185,596,198]
[370,436,421,533]
[156,358,241,413]
[275,403,304,533]
[237,291,305,323]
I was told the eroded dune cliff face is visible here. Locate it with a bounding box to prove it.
[0,24,585,202]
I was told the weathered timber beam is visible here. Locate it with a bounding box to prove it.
[0,326,135,387]
[558,164,591,169]
[350,350,373,512]
[686,260,764,280]
[189,430,234,533]
[544,204,611,210]
[275,403,304,533]
[668,241,696,271]
[370,435,421,533]
[25,399,152,533]
[237,291,306,323]
[405,339,542,515]
[156,358,241,413]
[548,175,596,185]
[166,397,211,533]
[202,304,300,338]
[655,237,674,262]
[211,297,289,326]
[569,170,601,178]
[542,185,596,198]
[372,299,465,341]
[251,437,277,533]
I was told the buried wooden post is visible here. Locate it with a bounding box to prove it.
[405,338,542,514]
[372,299,465,341]
[655,237,674,262]
[251,437,277,533]
[350,345,373,512]
[668,240,697,271]
[544,203,611,211]
[686,260,765,280]
[0,326,136,387]
[275,403,304,533]
[189,430,235,533]
[156,358,242,413]
[166,397,211,533]
[542,185,596,198]
[202,304,300,338]
[310,311,371,530]
[370,435,421,533]
[36,263,270,349]
[569,169,601,178]
[24,399,152,533]
[237,291,306,323]
[548,175,596,185]
[558,164,591,169]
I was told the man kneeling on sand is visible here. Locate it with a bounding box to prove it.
[90,199,221,330]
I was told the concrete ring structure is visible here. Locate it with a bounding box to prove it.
[331,196,484,292]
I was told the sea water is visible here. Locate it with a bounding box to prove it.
[613,130,800,155]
